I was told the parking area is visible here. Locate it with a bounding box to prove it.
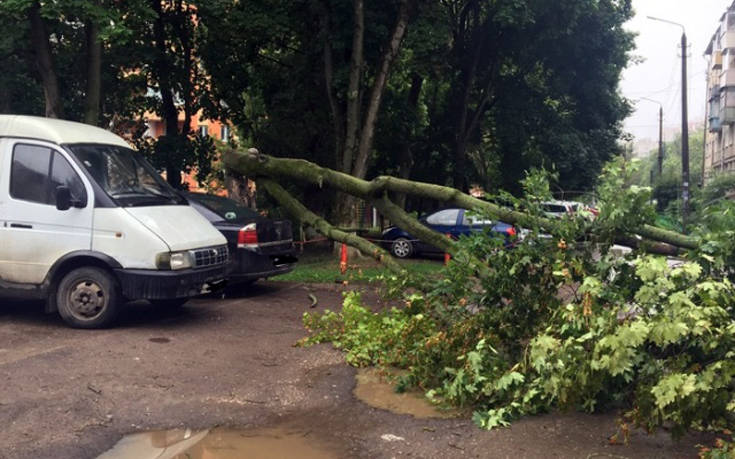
[0,282,707,458]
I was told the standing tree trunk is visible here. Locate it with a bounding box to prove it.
[28,1,64,119]
[329,0,415,232]
[151,0,183,189]
[351,0,413,180]
[179,2,194,137]
[84,21,102,126]
[452,30,483,192]
[342,0,364,175]
[395,74,423,209]
[315,0,344,171]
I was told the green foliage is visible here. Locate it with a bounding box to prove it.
[273,254,442,284]
[301,160,735,444]
[595,157,655,235]
[698,430,735,458]
[0,0,154,121]
[300,291,436,368]
[196,0,634,200]
[693,200,735,280]
[701,173,735,206]
[631,129,705,218]
[3,0,635,200]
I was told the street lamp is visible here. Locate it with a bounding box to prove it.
[637,97,664,179]
[647,16,690,229]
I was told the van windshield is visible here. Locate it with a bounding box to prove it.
[68,144,185,207]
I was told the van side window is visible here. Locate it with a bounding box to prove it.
[50,152,87,206]
[10,144,52,204]
[10,144,87,206]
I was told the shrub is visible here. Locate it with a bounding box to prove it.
[300,159,735,442]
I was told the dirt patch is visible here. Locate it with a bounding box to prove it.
[98,426,337,459]
[0,281,714,459]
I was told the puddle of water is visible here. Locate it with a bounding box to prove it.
[149,337,170,344]
[97,427,337,459]
[354,368,458,419]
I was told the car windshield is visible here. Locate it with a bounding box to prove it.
[187,193,260,223]
[68,144,184,207]
[542,204,568,214]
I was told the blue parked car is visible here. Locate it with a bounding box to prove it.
[381,208,517,258]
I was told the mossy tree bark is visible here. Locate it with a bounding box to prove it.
[259,179,405,275]
[223,149,699,255]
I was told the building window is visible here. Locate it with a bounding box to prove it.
[221,125,230,142]
[199,125,208,137]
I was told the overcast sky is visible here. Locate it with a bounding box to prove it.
[622,0,732,142]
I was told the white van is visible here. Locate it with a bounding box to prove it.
[0,115,228,328]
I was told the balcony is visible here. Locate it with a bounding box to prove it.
[713,50,723,69]
[724,144,735,162]
[720,69,735,87]
[723,30,735,49]
[710,116,722,132]
[721,106,735,124]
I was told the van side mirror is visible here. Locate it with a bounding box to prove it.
[55,186,72,211]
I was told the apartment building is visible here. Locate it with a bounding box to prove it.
[705,2,735,179]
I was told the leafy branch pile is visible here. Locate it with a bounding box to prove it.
[300,160,735,445]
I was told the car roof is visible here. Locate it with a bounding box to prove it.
[541,200,583,207]
[0,115,130,148]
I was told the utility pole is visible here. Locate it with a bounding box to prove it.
[658,106,664,177]
[639,97,664,179]
[681,31,690,228]
[648,16,689,230]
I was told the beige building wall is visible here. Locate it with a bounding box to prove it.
[704,1,735,180]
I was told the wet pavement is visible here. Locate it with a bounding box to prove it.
[0,282,711,458]
[98,426,336,459]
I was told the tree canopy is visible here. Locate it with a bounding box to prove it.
[0,0,635,206]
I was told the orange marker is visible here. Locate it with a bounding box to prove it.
[444,233,451,265]
[340,243,348,274]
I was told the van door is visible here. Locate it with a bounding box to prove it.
[0,142,93,286]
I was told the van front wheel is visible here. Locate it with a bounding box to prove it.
[57,267,121,328]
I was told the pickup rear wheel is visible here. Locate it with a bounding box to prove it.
[57,267,121,329]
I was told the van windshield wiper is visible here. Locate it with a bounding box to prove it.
[110,190,180,205]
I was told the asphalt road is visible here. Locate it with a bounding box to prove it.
[0,282,708,458]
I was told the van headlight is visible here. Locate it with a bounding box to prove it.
[156,251,193,270]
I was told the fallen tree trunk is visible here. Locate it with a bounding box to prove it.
[613,236,682,257]
[371,194,455,255]
[259,179,405,275]
[224,149,699,251]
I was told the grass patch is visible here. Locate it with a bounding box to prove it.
[273,251,444,283]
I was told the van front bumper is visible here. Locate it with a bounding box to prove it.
[115,265,227,300]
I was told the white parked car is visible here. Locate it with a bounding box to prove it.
[0,115,228,328]
[540,200,598,220]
